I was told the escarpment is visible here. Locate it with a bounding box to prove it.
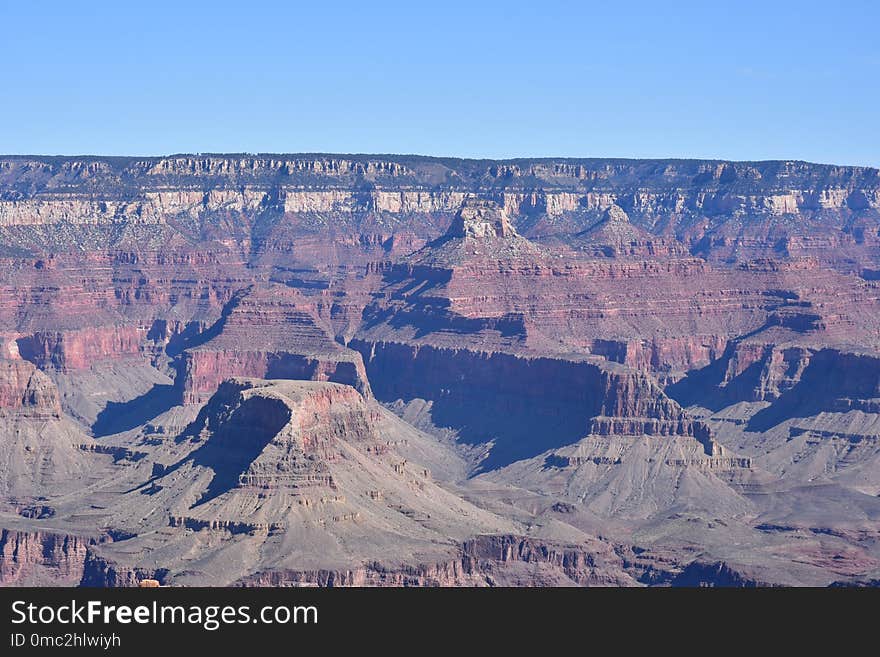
[3,156,880,280]
[352,341,717,469]
[0,528,92,586]
[2,156,878,226]
[233,534,654,587]
[3,154,880,587]
[177,285,371,404]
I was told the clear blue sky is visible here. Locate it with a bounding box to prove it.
[1,1,878,166]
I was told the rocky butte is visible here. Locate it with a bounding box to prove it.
[1,154,880,586]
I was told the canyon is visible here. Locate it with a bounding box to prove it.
[1,154,880,586]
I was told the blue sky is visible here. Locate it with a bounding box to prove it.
[1,1,878,165]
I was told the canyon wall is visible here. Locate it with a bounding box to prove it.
[1,156,878,259]
[353,341,716,467]
[3,154,880,586]
[0,528,91,586]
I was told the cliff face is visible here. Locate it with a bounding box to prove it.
[176,285,371,404]
[668,344,880,413]
[0,247,247,378]
[185,378,382,491]
[352,341,717,469]
[82,533,676,587]
[0,528,91,586]
[234,534,657,587]
[1,155,879,268]
[2,156,877,217]
[15,327,144,371]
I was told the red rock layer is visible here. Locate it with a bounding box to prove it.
[0,247,250,374]
[364,224,880,375]
[178,286,371,404]
[15,327,143,371]
[0,529,90,586]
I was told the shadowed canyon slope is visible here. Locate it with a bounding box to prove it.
[2,154,880,586]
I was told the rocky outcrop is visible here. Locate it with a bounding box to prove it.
[447,198,518,239]
[0,359,61,417]
[0,528,91,586]
[180,349,369,405]
[671,344,880,414]
[234,534,657,587]
[177,286,371,404]
[80,550,168,588]
[80,378,522,585]
[4,154,880,587]
[671,560,778,587]
[573,204,688,258]
[15,327,144,371]
[183,378,381,492]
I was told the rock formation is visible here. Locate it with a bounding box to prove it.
[0,359,61,418]
[447,198,518,239]
[2,153,880,586]
[80,378,520,586]
[0,528,91,586]
[177,286,371,404]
